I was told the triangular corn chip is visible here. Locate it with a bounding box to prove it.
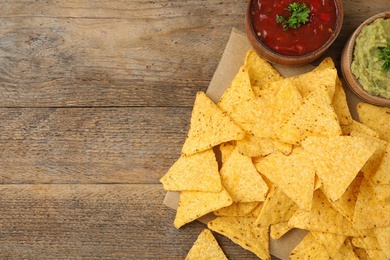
[185,229,228,260]
[270,221,294,240]
[220,148,268,203]
[181,91,245,156]
[352,236,381,250]
[208,216,270,260]
[255,147,316,210]
[160,149,222,192]
[236,134,292,157]
[302,136,377,201]
[174,188,232,228]
[332,77,353,126]
[370,142,390,185]
[374,227,390,258]
[333,239,359,260]
[213,201,260,217]
[357,102,390,142]
[289,189,359,236]
[312,231,347,258]
[290,232,330,260]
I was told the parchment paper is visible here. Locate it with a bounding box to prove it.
[163,27,362,260]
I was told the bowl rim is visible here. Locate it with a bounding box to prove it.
[245,0,344,66]
[341,11,390,107]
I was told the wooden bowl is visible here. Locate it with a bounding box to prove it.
[245,0,344,66]
[341,12,390,107]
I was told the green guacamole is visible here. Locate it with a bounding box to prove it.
[351,18,390,99]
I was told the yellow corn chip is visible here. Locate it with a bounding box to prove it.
[181,91,245,156]
[160,149,222,192]
[341,119,380,138]
[255,147,316,210]
[245,201,264,217]
[220,148,268,203]
[353,248,371,260]
[250,79,302,139]
[270,221,294,240]
[302,136,377,201]
[290,232,330,260]
[277,86,342,145]
[357,102,390,142]
[185,229,228,260]
[374,227,390,258]
[370,142,390,185]
[372,184,390,201]
[255,185,298,227]
[365,249,388,260]
[244,49,282,91]
[208,216,270,260]
[332,77,353,126]
[217,66,264,132]
[213,202,259,217]
[289,189,359,236]
[312,231,347,258]
[352,236,381,250]
[236,134,292,157]
[174,188,232,228]
[333,239,359,260]
[353,178,390,229]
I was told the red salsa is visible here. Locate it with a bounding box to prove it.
[250,0,337,56]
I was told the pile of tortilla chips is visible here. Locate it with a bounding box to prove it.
[160,50,390,259]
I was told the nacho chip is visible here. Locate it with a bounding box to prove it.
[244,49,282,91]
[270,221,294,240]
[290,232,330,260]
[208,216,270,260]
[333,238,359,260]
[219,141,236,164]
[220,148,268,203]
[341,119,380,138]
[353,178,390,229]
[370,142,390,185]
[372,184,390,201]
[374,227,390,258]
[352,236,381,250]
[236,134,292,157]
[357,102,390,142]
[365,249,388,260]
[289,189,359,236]
[277,86,342,145]
[217,66,264,132]
[302,136,377,201]
[255,185,298,227]
[250,79,302,139]
[181,91,245,156]
[185,229,228,260]
[174,187,232,228]
[312,231,347,258]
[160,149,222,192]
[213,202,259,217]
[332,77,353,126]
[255,147,316,210]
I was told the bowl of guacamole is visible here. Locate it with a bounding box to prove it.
[341,12,390,107]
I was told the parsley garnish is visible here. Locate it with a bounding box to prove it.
[378,44,390,71]
[277,2,311,30]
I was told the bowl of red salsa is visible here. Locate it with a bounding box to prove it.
[245,0,343,66]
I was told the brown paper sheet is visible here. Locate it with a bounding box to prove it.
[163,27,363,260]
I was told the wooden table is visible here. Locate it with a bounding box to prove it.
[0,1,386,259]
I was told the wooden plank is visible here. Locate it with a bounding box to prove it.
[0,184,260,259]
[0,107,191,184]
[0,1,246,108]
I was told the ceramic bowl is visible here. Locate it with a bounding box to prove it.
[341,12,390,107]
[245,0,344,66]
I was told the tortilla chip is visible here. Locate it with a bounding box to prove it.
[208,216,270,260]
[302,136,377,201]
[246,201,264,217]
[244,49,282,91]
[213,202,259,217]
[181,91,245,156]
[357,102,390,142]
[370,142,390,185]
[352,236,381,250]
[255,185,298,227]
[250,79,302,139]
[236,134,292,157]
[255,147,316,210]
[365,249,388,260]
[332,77,353,126]
[220,148,268,203]
[333,238,360,260]
[341,119,380,138]
[288,189,359,236]
[174,187,232,228]
[374,227,390,258]
[217,66,264,132]
[311,231,347,258]
[277,86,342,145]
[372,184,390,201]
[219,141,236,164]
[353,178,390,229]
[185,229,228,260]
[270,221,294,240]
[290,232,330,259]
[160,149,222,192]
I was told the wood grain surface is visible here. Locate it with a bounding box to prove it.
[0,0,388,259]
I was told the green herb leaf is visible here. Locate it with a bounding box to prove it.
[378,44,390,71]
[277,2,311,30]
